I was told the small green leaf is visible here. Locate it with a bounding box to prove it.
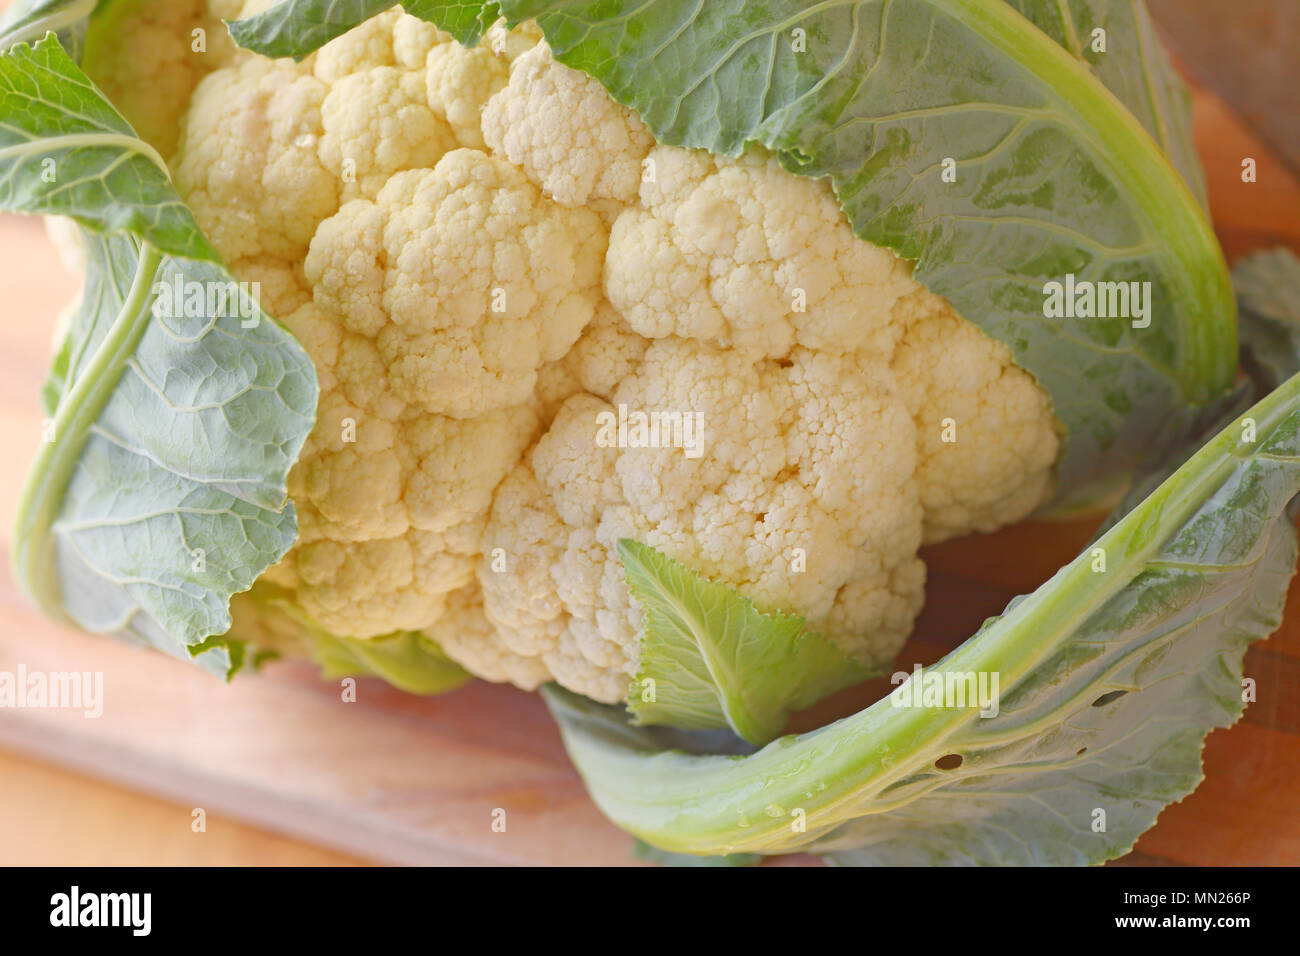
[223,0,506,57]
[0,34,214,259]
[308,627,470,695]
[402,0,501,45]
[4,35,318,677]
[1236,248,1300,391]
[311,631,470,695]
[618,538,873,746]
[0,0,97,53]
[233,582,471,693]
[226,0,398,60]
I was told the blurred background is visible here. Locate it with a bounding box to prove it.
[1150,0,1299,176]
[0,1,1297,866]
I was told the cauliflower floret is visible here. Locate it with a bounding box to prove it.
[605,147,919,358]
[293,527,478,638]
[312,8,404,84]
[533,300,651,422]
[278,390,538,635]
[293,388,408,543]
[425,41,510,150]
[172,7,496,278]
[174,56,338,271]
[279,369,537,631]
[243,260,315,319]
[604,144,1059,541]
[305,150,605,418]
[392,14,446,69]
[402,405,542,532]
[319,66,458,199]
[890,291,1063,542]
[475,461,633,702]
[482,42,655,208]
[82,0,242,158]
[274,292,539,637]
[470,339,927,703]
[422,586,552,689]
[554,299,651,401]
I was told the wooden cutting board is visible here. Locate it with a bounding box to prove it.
[0,75,1298,867]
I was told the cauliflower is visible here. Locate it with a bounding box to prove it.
[80,0,244,158]
[84,3,1062,705]
[306,151,606,418]
[477,341,928,701]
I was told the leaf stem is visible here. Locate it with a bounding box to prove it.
[0,132,171,182]
[938,0,1236,399]
[551,372,1300,854]
[0,0,97,51]
[11,239,162,620]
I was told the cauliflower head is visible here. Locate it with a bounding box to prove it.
[87,3,1062,704]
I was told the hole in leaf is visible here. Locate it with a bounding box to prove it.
[1091,690,1128,707]
[934,754,963,771]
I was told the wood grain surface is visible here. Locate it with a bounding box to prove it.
[0,59,1298,867]
[0,748,370,866]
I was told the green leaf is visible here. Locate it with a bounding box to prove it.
[1005,0,1208,209]
[226,0,398,60]
[618,538,873,746]
[402,0,500,45]
[299,617,470,696]
[1096,251,1300,534]
[0,34,214,259]
[403,0,1234,511]
[310,630,470,695]
[545,368,1300,862]
[21,234,316,677]
[1090,380,1256,541]
[1098,250,1300,535]
[223,0,508,57]
[42,231,133,413]
[632,838,760,868]
[5,36,318,677]
[0,0,97,53]
[230,581,471,693]
[1235,249,1300,392]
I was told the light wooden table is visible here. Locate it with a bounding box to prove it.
[0,28,1298,867]
[0,749,368,865]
